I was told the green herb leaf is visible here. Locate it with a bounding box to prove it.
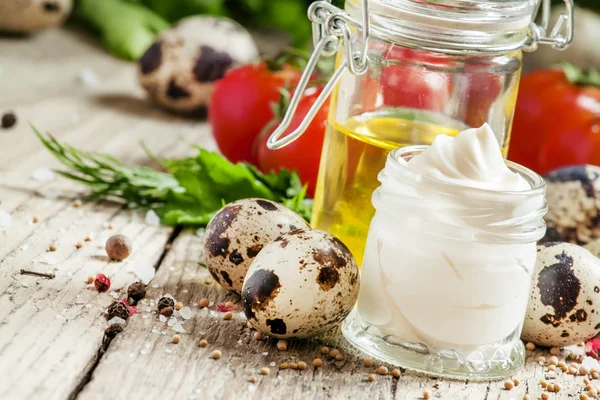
[34,127,312,226]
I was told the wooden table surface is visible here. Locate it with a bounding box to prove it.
[0,28,594,400]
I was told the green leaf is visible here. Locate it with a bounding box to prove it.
[559,62,600,87]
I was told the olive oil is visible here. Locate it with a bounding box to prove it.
[311,108,510,265]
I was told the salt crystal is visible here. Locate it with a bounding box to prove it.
[182,289,189,293]
[0,211,11,228]
[172,322,186,333]
[140,349,149,355]
[270,362,276,367]
[133,264,155,285]
[37,187,59,200]
[110,291,119,299]
[21,282,28,288]
[78,68,100,87]
[167,317,178,327]
[582,356,600,371]
[31,168,55,182]
[169,266,175,271]
[129,352,136,358]
[165,348,172,354]
[152,328,159,334]
[152,283,159,288]
[36,254,57,265]
[262,352,268,356]
[145,342,152,348]
[21,244,28,251]
[107,316,127,325]
[159,315,168,323]
[59,228,66,234]
[179,307,192,320]
[195,228,205,237]
[145,210,160,226]
[85,304,92,309]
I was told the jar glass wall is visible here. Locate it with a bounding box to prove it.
[311,30,524,264]
[342,146,547,380]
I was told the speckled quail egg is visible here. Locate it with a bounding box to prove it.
[521,242,600,347]
[203,198,309,295]
[138,16,258,115]
[0,0,73,34]
[541,165,600,245]
[242,229,360,339]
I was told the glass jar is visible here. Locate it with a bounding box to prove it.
[342,145,548,380]
[267,0,573,264]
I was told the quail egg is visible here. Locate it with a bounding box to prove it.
[541,165,600,245]
[0,0,73,34]
[242,229,360,339]
[522,242,600,347]
[138,16,258,115]
[203,198,309,294]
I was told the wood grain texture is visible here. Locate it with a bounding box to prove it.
[0,27,596,400]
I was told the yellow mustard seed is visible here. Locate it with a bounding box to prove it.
[49,244,56,252]
[199,298,209,308]
[32,216,39,223]
[260,367,270,376]
[175,302,184,311]
[513,378,520,387]
[541,393,550,400]
[76,241,83,249]
[298,361,307,370]
[73,200,82,208]
[172,334,180,344]
[248,377,256,384]
[253,331,263,340]
[280,363,289,370]
[290,362,298,370]
[321,346,329,354]
[392,369,401,378]
[549,356,559,366]
[199,339,208,347]
[363,359,373,368]
[377,366,388,375]
[504,380,514,390]
[86,276,94,284]
[225,300,234,308]
[550,347,560,355]
[525,342,536,351]
[329,349,339,358]
[223,311,233,320]
[367,374,375,382]
[210,350,221,360]
[335,354,344,361]
[313,358,323,368]
[423,390,432,399]
[277,340,287,351]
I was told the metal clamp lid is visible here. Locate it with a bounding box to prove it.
[267,0,574,151]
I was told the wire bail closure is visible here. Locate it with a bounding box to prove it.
[267,0,575,150]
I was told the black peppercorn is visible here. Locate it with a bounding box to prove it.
[104,324,124,338]
[106,301,130,321]
[160,306,174,318]
[1,112,16,129]
[127,281,146,305]
[157,296,175,311]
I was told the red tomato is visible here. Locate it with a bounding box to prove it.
[459,69,503,128]
[209,63,301,164]
[253,87,329,198]
[509,68,600,174]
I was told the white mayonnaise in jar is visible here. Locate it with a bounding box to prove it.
[342,124,547,380]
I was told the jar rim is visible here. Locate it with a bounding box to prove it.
[389,145,547,197]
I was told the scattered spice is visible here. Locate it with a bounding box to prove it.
[157,296,175,311]
[423,390,432,399]
[85,236,92,242]
[594,372,600,380]
[260,367,269,376]
[107,300,130,320]
[199,297,210,308]
[127,282,146,305]
[321,346,329,355]
[541,393,550,400]
[94,274,111,292]
[253,331,263,341]
[104,324,123,338]
[540,380,548,388]
[210,350,222,360]
[48,244,57,252]
[86,276,94,284]
[377,366,388,375]
[537,356,546,363]
[570,366,580,375]
[549,356,559,366]
[223,311,233,320]
[504,380,514,390]
[248,377,256,384]
[313,358,323,368]
[225,300,234,309]
[525,342,536,351]
[329,349,339,358]
[175,302,184,311]
[586,378,592,385]
[550,347,560,355]
[554,383,561,392]
[298,361,307,370]
[75,241,83,249]
[335,354,344,361]
[290,362,298,370]
[217,304,234,312]
[73,200,82,208]
[548,383,555,392]
[108,223,114,230]
[367,374,375,382]
[523,396,530,400]
[199,339,208,347]
[32,216,39,223]
[280,363,289,370]
[391,368,400,378]
[513,378,520,387]
[582,366,591,376]
[558,361,568,372]
[160,306,174,318]
[105,234,132,261]
[277,340,287,351]
[1,112,16,129]
[363,359,372,368]
[19,269,55,279]
[581,394,589,400]
[172,334,180,344]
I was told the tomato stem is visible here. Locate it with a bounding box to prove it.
[559,62,600,87]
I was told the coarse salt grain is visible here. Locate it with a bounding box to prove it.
[32,168,55,182]
[179,307,193,320]
[145,210,160,226]
[0,211,12,228]
[171,322,186,333]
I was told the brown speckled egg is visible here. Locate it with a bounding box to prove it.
[203,198,309,294]
[521,242,600,347]
[541,165,600,245]
[138,16,258,115]
[242,229,360,339]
